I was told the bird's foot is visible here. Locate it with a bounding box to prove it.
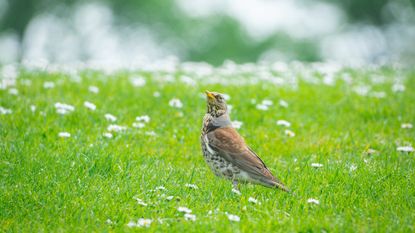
[231,181,241,195]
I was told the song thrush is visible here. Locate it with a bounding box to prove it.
[201,91,289,192]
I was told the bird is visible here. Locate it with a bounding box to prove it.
[200,91,290,192]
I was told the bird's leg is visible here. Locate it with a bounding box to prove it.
[232,180,239,191]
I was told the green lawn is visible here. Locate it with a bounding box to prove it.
[1,64,414,232]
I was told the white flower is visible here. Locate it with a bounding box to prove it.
[30,105,36,112]
[106,219,113,225]
[169,98,183,108]
[8,88,18,95]
[231,188,241,195]
[401,123,413,129]
[136,115,150,123]
[58,132,71,138]
[55,102,75,115]
[127,221,136,227]
[155,186,167,191]
[349,164,357,172]
[248,197,259,204]
[227,104,233,113]
[279,100,289,108]
[180,75,196,86]
[84,101,96,111]
[107,124,127,132]
[43,82,55,89]
[103,132,113,138]
[137,218,152,227]
[371,92,386,98]
[256,104,268,111]
[177,206,192,214]
[284,129,295,137]
[277,120,291,127]
[226,213,240,222]
[88,86,99,93]
[222,93,231,101]
[184,213,197,221]
[262,99,273,106]
[145,131,157,136]
[354,85,371,96]
[0,106,12,115]
[365,148,377,155]
[153,91,160,97]
[165,196,174,201]
[130,76,146,87]
[133,197,148,206]
[311,163,323,168]
[232,120,243,129]
[132,122,145,128]
[104,113,117,122]
[397,146,414,152]
[185,183,198,189]
[392,83,405,92]
[307,198,320,205]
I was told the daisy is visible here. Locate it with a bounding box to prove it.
[397,146,414,152]
[311,163,323,168]
[401,123,413,129]
[104,113,117,122]
[392,83,405,92]
[84,101,96,111]
[184,213,196,221]
[284,129,295,137]
[185,183,199,189]
[226,213,240,222]
[279,100,289,108]
[132,122,145,128]
[58,132,71,138]
[30,105,36,112]
[277,120,291,127]
[349,164,357,172]
[130,76,146,87]
[0,106,12,115]
[8,88,18,95]
[231,188,241,195]
[155,186,167,191]
[262,99,273,106]
[177,207,192,214]
[88,86,99,94]
[222,93,231,101]
[169,98,183,108]
[248,197,259,204]
[232,120,243,129]
[307,198,320,205]
[55,102,75,115]
[153,91,161,97]
[256,104,268,111]
[133,197,148,206]
[43,82,55,89]
[107,124,127,132]
[137,218,152,227]
[136,115,150,123]
[103,132,113,138]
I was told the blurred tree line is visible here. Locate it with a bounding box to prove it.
[0,0,414,64]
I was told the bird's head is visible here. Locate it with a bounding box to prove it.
[205,91,228,117]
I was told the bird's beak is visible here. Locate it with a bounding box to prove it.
[205,90,215,100]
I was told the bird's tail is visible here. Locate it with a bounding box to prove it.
[274,182,290,193]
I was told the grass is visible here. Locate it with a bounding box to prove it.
[1,64,415,232]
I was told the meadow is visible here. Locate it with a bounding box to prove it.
[1,62,414,232]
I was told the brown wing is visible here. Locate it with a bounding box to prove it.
[206,127,276,183]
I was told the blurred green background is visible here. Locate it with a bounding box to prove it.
[0,0,414,65]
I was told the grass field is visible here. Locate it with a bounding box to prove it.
[1,63,415,232]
